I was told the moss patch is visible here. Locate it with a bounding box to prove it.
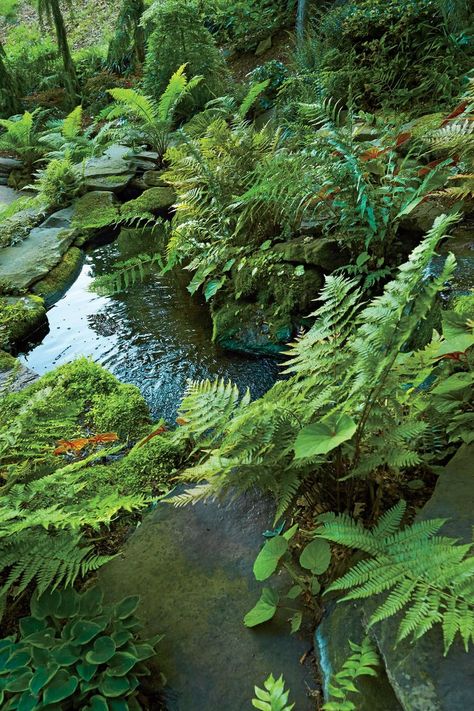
[72,190,120,230]
[121,187,176,219]
[0,294,46,350]
[0,349,17,371]
[90,384,152,440]
[31,247,84,306]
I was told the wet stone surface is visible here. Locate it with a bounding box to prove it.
[99,491,315,711]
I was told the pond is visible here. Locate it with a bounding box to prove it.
[19,229,280,421]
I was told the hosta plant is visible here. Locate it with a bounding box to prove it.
[0,587,162,710]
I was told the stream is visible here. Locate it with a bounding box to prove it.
[18,229,280,421]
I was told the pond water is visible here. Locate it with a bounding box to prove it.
[19,229,280,421]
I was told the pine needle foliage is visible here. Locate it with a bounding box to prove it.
[318,501,474,655]
[323,637,379,711]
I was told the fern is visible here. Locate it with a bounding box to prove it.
[318,501,474,654]
[252,674,294,711]
[323,637,379,711]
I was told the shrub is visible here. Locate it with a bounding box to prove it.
[143,0,230,113]
[0,586,161,710]
[3,25,60,100]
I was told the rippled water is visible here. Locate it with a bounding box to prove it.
[19,230,280,420]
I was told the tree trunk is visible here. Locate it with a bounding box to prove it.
[0,42,20,116]
[49,0,79,102]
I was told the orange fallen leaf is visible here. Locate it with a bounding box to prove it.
[136,425,168,449]
[176,417,189,426]
[54,432,119,455]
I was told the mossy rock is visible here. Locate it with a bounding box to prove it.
[89,384,152,440]
[211,301,291,355]
[143,170,168,188]
[271,237,348,272]
[31,247,84,306]
[72,191,120,232]
[0,349,17,372]
[84,174,133,192]
[0,294,46,350]
[121,187,176,219]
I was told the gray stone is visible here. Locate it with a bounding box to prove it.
[400,198,449,235]
[99,491,315,710]
[272,237,349,272]
[0,354,39,395]
[84,174,133,192]
[0,206,77,291]
[0,186,18,207]
[255,36,272,56]
[367,445,474,711]
[143,170,168,188]
[0,157,22,174]
[82,144,133,179]
[315,600,402,711]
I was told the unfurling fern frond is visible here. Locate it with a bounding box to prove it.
[318,501,474,654]
[323,637,379,711]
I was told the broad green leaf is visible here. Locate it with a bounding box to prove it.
[115,596,140,620]
[294,414,357,459]
[294,265,305,276]
[29,664,59,696]
[253,536,288,581]
[88,696,109,711]
[244,588,279,627]
[204,276,226,302]
[99,674,131,698]
[43,670,78,704]
[71,619,104,645]
[86,636,116,665]
[299,539,331,574]
[283,524,299,541]
[286,585,302,600]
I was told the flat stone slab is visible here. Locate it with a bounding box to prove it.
[0,186,18,207]
[0,357,39,395]
[99,492,315,710]
[82,144,133,179]
[0,207,76,291]
[84,174,133,192]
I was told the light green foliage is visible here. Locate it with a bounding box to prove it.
[319,501,474,655]
[0,359,153,615]
[0,586,161,710]
[2,25,59,103]
[323,637,379,711]
[244,525,330,631]
[143,0,229,113]
[252,673,295,711]
[0,109,44,169]
[107,64,203,161]
[169,216,461,513]
[29,155,82,209]
[39,105,98,161]
[0,295,45,350]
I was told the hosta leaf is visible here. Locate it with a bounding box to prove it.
[43,671,78,704]
[99,674,131,698]
[115,596,140,620]
[71,620,105,645]
[87,696,109,711]
[86,636,116,665]
[294,414,357,459]
[29,664,59,696]
[77,661,98,682]
[244,588,279,628]
[299,539,331,574]
[107,652,138,676]
[19,617,47,638]
[253,536,288,581]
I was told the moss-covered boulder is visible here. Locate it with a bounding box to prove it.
[31,247,84,306]
[271,237,349,272]
[0,350,38,394]
[121,187,176,218]
[72,191,120,235]
[0,294,46,349]
[143,170,168,188]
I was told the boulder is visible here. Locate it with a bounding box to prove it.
[143,170,168,188]
[72,191,120,233]
[0,207,77,292]
[315,600,402,711]
[84,174,133,192]
[98,490,315,710]
[272,237,349,272]
[83,145,132,178]
[212,301,291,355]
[121,187,175,217]
[0,205,44,249]
[0,350,39,395]
[0,294,46,347]
[31,246,84,306]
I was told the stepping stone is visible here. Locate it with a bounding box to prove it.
[0,186,18,207]
[99,491,315,710]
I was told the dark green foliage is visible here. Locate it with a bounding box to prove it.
[0,40,20,117]
[143,0,230,113]
[37,0,79,101]
[0,586,161,710]
[319,501,474,655]
[107,0,145,73]
[317,0,473,113]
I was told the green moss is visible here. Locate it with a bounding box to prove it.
[0,294,46,350]
[72,191,120,230]
[121,187,175,219]
[90,385,152,440]
[0,349,17,371]
[31,247,84,306]
[453,294,474,319]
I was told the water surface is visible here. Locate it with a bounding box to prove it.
[19,230,280,420]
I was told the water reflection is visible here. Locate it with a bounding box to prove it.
[19,230,281,421]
